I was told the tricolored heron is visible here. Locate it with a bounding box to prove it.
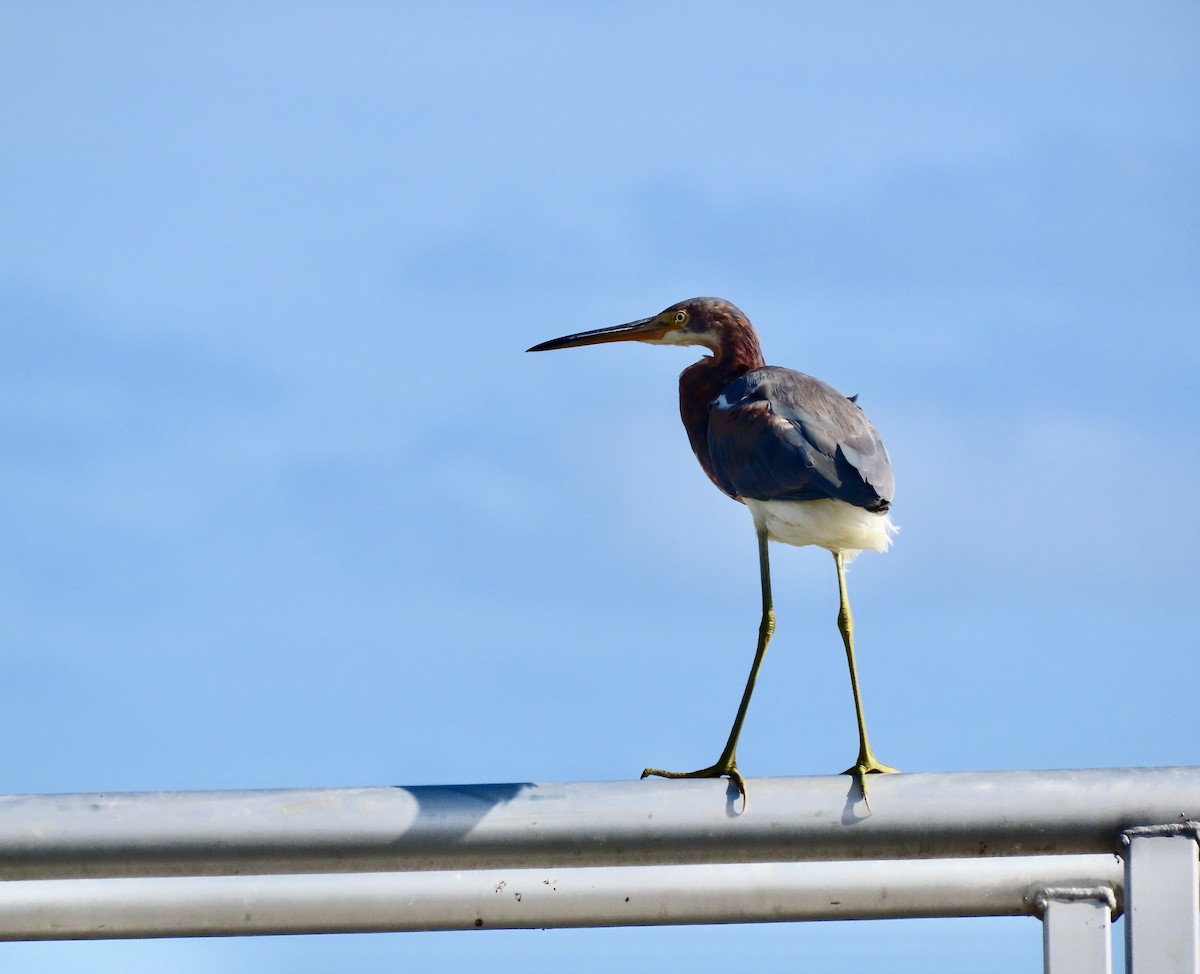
[528,297,898,805]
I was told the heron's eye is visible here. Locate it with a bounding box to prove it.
[674,310,689,325]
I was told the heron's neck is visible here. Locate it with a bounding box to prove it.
[686,326,765,397]
[678,336,765,495]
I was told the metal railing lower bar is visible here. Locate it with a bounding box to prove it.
[1,768,1196,880]
[0,855,1124,941]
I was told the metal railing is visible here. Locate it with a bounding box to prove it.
[1,767,1197,974]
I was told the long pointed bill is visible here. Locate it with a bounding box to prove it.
[527,316,670,353]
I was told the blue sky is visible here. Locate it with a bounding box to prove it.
[2,2,1197,970]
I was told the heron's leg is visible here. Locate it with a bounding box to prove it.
[834,550,899,805]
[642,523,775,807]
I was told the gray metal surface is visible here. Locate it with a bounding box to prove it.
[2,767,1197,880]
[1037,888,1114,974]
[0,855,1123,941]
[1124,827,1200,974]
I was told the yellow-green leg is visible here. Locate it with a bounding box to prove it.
[834,550,899,806]
[642,523,775,807]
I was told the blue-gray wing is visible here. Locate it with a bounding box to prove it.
[707,367,893,511]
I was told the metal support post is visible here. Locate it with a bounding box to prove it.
[1122,823,1200,974]
[1034,886,1115,974]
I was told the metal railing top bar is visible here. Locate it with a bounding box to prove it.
[1,767,1196,881]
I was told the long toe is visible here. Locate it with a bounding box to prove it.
[642,761,747,809]
[641,759,739,781]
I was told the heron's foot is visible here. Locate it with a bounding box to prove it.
[641,759,747,808]
[844,756,901,778]
[843,752,900,810]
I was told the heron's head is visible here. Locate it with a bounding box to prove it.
[527,297,751,355]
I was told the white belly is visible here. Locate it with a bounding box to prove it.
[744,497,897,558]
